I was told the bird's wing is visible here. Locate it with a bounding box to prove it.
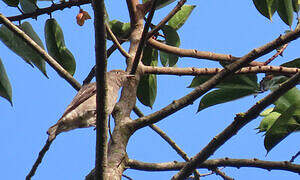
[60,82,97,119]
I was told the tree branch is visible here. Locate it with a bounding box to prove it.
[3,0,91,23]
[131,27,300,131]
[130,0,158,74]
[172,71,300,179]
[148,38,264,66]
[212,167,234,180]
[92,0,108,179]
[132,106,201,178]
[147,0,187,38]
[142,64,299,76]
[0,13,81,90]
[127,158,300,174]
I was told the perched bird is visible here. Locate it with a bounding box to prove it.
[47,69,133,141]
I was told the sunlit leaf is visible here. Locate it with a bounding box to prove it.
[137,45,158,108]
[277,0,294,26]
[45,18,76,75]
[0,58,12,105]
[161,25,180,67]
[252,0,277,20]
[260,107,274,117]
[257,111,281,133]
[273,87,300,113]
[264,102,300,153]
[168,5,196,30]
[197,89,256,112]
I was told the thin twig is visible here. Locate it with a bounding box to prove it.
[0,13,81,91]
[290,150,300,162]
[147,0,187,38]
[130,0,158,74]
[212,167,234,180]
[4,0,92,23]
[105,23,131,59]
[172,72,300,179]
[264,43,289,65]
[132,106,201,178]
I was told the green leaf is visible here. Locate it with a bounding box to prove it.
[252,0,277,20]
[161,25,180,67]
[292,0,300,13]
[168,5,196,30]
[2,0,19,7]
[0,58,12,105]
[0,25,47,76]
[197,89,256,112]
[142,0,176,10]
[159,50,168,67]
[257,111,281,133]
[260,75,288,91]
[264,102,300,153]
[108,20,131,40]
[20,0,37,14]
[137,45,158,108]
[273,87,300,113]
[260,107,275,116]
[277,0,294,26]
[188,74,259,90]
[45,18,76,76]
[20,22,47,77]
[281,58,300,68]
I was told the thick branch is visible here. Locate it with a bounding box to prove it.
[127,158,300,174]
[92,0,108,179]
[0,13,81,90]
[172,71,300,179]
[131,27,300,131]
[4,0,91,23]
[148,38,264,66]
[142,65,300,76]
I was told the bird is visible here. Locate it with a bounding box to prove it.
[47,69,133,141]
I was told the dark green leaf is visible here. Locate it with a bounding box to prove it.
[20,0,37,14]
[0,58,12,105]
[142,0,176,9]
[20,22,47,77]
[281,58,300,68]
[168,5,196,30]
[292,0,300,13]
[137,46,158,108]
[264,102,300,153]
[159,50,168,67]
[2,0,19,7]
[197,89,256,112]
[273,87,300,113]
[252,0,277,20]
[260,75,288,91]
[277,0,294,26]
[45,18,76,76]
[0,25,47,76]
[188,74,259,90]
[257,111,281,133]
[108,20,131,40]
[161,25,180,67]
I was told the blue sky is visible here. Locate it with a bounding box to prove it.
[1,0,300,179]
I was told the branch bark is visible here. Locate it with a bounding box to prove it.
[127,158,300,174]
